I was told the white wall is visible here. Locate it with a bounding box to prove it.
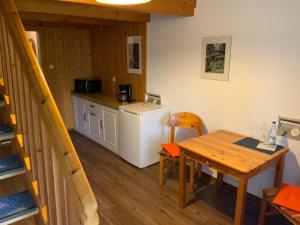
[147,0,300,197]
[26,31,41,64]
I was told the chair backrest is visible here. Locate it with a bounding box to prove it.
[167,112,204,143]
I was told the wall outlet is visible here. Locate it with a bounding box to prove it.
[112,76,116,83]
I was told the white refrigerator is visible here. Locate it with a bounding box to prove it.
[119,103,170,168]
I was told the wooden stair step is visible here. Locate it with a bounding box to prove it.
[0,124,14,142]
[0,191,39,225]
[0,155,26,180]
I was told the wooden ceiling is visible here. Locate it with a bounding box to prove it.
[20,12,116,26]
[53,0,197,16]
[15,0,150,23]
[15,0,197,25]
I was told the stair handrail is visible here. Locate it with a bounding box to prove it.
[0,1,99,224]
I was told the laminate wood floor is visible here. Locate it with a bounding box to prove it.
[70,131,291,225]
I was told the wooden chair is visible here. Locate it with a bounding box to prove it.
[159,112,204,193]
[258,187,300,225]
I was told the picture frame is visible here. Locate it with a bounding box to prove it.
[201,36,232,81]
[127,36,142,74]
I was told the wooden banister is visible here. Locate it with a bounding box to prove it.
[0,0,99,224]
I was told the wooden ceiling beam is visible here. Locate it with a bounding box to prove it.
[15,0,150,23]
[51,0,197,16]
[20,12,116,26]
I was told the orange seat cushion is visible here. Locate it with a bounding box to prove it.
[161,143,180,157]
[273,183,300,213]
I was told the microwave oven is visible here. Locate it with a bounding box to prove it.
[74,79,102,93]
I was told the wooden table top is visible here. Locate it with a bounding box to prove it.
[178,130,289,174]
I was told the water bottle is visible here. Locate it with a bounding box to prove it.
[267,121,277,146]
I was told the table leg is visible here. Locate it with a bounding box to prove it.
[274,154,285,187]
[234,177,248,225]
[179,149,186,208]
[216,172,224,188]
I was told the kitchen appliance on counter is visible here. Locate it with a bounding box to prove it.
[119,93,170,168]
[74,79,102,93]
[118,84,132,103]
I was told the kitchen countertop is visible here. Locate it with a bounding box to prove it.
[71,91,134,110]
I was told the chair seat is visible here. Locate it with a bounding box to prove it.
[264,188,300,225]
[273,184,300,213]
[161,143,180,157]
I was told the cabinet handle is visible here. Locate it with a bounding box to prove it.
[100,120,103,129]
[89,105,95,108]
[90,113,96,116]
[84,113,87,121]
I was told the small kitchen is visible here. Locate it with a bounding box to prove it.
[25,18,170,168]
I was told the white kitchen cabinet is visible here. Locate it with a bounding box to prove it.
[87,111,102,143]
[73,96,88,135]
[102,106,119,155]
[86,102,103,143]
[72,96,119,154]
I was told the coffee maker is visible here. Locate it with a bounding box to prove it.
[118,84,132,103]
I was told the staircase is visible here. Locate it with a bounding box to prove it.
[0,0,99,225]
[0,117,38,225]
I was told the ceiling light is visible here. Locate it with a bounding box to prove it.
[96,0,151,5]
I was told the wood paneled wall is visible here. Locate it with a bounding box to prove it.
[24,21,147,129]
[26,24,93,129]
[91,22,147,101]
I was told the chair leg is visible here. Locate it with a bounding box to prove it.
[216,172,224,189]
[189,160,195,193]
[169,158,174,176]
[159,154,164,186]
[197,163,203,178]
[258,192,268,225]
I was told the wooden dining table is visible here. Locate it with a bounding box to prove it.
[178,130,289,225]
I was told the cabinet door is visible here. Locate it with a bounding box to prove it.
[102,107,119,154]
[73,97,87,135]
[87,111,102,143]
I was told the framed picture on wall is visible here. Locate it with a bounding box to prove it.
[201,36,232,81]
[127,36,142,74]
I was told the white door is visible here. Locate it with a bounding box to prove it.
[87,111,102,143]
[73,97,87,135]
[102,107,119,154]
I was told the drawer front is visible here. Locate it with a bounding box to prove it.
[86,101,101,114]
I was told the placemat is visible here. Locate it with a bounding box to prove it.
[234,137,284,155]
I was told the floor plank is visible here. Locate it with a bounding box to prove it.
[70,131,293,225]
